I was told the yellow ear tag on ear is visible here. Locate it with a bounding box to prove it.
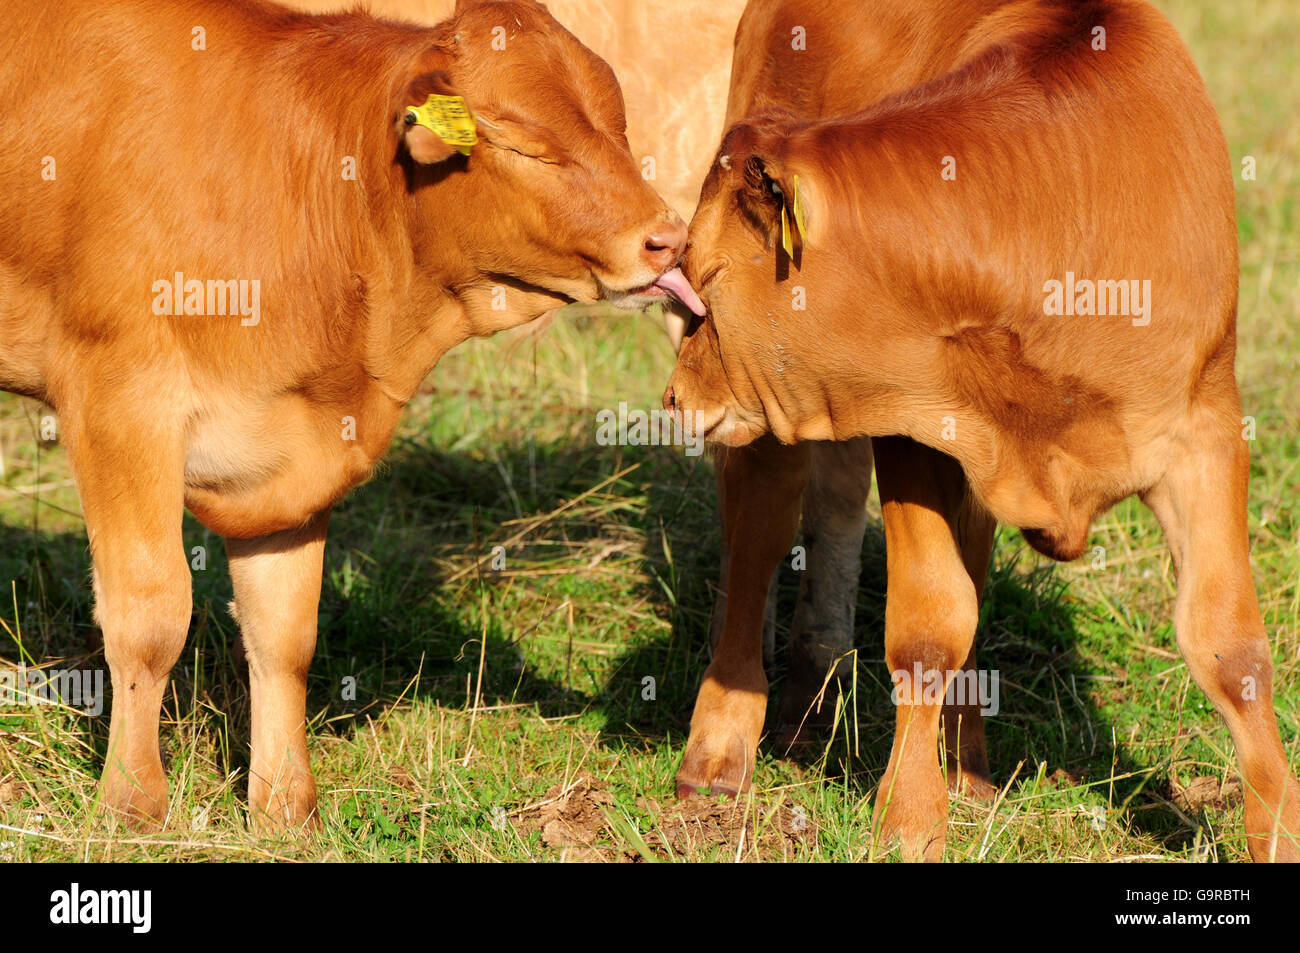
[781,202,794,258]
[792,174,808,243]
[405,94,477,155]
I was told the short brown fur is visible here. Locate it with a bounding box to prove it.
[0,0,686,828]
[668,0,1300,861]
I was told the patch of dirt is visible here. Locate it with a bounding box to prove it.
[1046,767,1087,788]
[536,777,618,847]
[649,793,816,860]
[388,767,417,792]
[516,776,630,862]
[1170,775,1242,813]
[515,776,817,862]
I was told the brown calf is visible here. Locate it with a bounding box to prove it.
[0,0,702,829]
[667,0,1300,861]
[685,0,1043,774]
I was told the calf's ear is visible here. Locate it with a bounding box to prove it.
[738,154,807,260]
[396,70,479,165]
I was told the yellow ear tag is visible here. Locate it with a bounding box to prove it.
[792,174,808,243]
[405,94,477,156]
[781,203,794,258]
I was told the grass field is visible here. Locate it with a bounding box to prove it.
[1,0,1297,862]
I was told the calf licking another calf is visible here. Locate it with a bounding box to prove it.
[668,0,1300,862]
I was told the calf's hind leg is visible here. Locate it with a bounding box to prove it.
[1143,412,1300,862]
[226,509,330,831]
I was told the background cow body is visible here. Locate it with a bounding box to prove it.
[0,0,689,827]
[284,0,747,225]
[669,0,1300,861]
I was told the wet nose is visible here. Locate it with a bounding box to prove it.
[641,217,688,273]
[662,383,676,413]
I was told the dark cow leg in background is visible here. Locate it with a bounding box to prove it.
[774,438,874,752]
[871,437,991,860]
[710,439,870,701]
[226,510,331,832]
[677,436,811,798]
[1142,406,1300,862]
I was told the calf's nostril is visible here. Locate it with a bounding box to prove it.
[662,384,676,413]
[640,219,689,270]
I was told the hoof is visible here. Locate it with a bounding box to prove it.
[675,730,754,802]
[674,669,767,804]
[101,767,169,831]
[675,779,741,800]
[249,772,320,834]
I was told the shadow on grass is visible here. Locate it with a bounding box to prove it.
[761,516,1207,853]
[0,431,1203,851]
[318,435,1205,852]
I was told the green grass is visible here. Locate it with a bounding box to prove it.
[1,0,1297,861]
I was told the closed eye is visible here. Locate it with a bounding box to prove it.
[477,116,566,165]
[489,140,561,164]
[694,259,728,289]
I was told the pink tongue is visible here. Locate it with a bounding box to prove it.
[653,267,706,316]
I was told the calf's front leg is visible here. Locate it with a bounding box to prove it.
[62,399,192,828]
[225,509,330,832]
[676,436,811,798]
[872,437,993,860]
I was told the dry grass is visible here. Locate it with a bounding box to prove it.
[1,0,1297,861]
